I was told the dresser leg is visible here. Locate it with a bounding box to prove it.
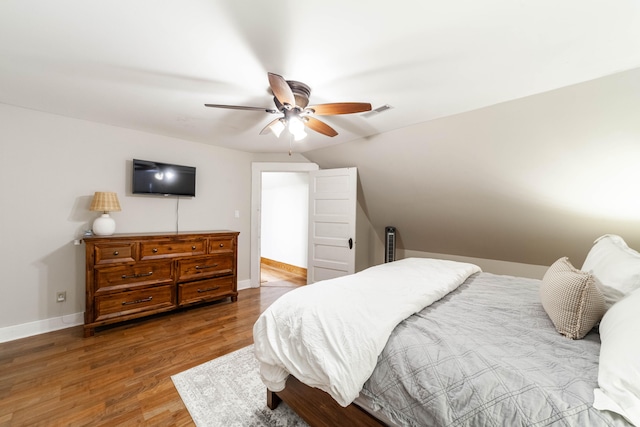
[84,327,94,338]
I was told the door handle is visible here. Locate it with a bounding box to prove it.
[348,238,353,250]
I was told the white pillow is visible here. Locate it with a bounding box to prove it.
[582,235,640,305]
[593,288,640,425]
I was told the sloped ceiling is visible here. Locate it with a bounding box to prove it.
[1,1,640,154]
[304,68,640,266]
[2,1,640,266]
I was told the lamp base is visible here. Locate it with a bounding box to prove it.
[93,213,116,236]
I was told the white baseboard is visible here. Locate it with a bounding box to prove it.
[2,280,257,343]
[0,312,84,343]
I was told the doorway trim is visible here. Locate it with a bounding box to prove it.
[250,162,319,288]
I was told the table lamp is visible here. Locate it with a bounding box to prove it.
[89,192,121,236]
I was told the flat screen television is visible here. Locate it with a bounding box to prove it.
[132,159,196,197]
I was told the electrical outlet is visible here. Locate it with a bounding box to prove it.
[56,291,66,303]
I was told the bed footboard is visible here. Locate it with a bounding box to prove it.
[267,376,386,427]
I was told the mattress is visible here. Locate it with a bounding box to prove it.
[359,272,630,426]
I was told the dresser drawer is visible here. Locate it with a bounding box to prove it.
[140,239,206,260]
[177,254,233,281]
[94,242,136,264]
[95,285,175,321]
[95,261,173,292]
[209,236,235,254]
[178,276,235,306]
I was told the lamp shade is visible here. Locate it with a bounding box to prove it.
[89,192,121,213]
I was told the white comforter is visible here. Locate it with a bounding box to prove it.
[253,257,481,407]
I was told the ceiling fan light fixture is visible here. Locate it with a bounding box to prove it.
[270,119,286,137]
[293,128,307,141]
[288,116,307,140]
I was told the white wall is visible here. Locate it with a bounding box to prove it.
[355,200,381,272]
[0,101,554,343]
[261,172,308,268]
[0,103,301,341]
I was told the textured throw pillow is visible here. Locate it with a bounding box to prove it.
[540,257,606,339]
[593,288,640,426]
[582,234,640,306]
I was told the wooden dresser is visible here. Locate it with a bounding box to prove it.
[83,230,239,337]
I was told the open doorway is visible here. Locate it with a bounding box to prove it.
[260,172,308,287]
[250,162,320,288]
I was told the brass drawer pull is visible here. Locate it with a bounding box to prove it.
[192,245,196,250]
[113,251,119,256]
[197,286,220,293]
[152,248,158,253]
[195,264,218,270]
[122,296,153,306]
[121,271,153,279]
[219,243,224,247]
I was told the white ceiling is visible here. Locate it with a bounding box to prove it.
[2,1,640,154]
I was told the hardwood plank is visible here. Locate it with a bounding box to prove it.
[260,259,307,287]
[0,286,293,426]
[261,257,307,278]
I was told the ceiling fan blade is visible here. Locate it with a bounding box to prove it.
[305,116,338,137]
[268,72,296,108]
[204,104,277,113]
[307,102,372,115]
[259,118,284,136]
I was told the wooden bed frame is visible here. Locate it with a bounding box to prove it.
[267,376,387,427]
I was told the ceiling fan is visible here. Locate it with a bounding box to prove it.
[205,72,372,141]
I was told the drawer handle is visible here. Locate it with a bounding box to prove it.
[122,296,153,306]
[113,251,119,256]
[197,286,220,293]
[195,264,218,270]
[152,248,158,253]
[219,243,224,247]
[192,245,196,250]
[121,271,153,279]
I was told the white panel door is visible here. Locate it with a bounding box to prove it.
[307,167,357,284]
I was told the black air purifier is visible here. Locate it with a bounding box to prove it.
[385,226,396,263]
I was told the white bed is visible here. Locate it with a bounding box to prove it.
[253,235,640,426]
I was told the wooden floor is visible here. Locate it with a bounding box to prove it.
[260,261,307,287]
[0,286,299,426]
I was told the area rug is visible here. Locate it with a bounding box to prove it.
[171,345,307,426]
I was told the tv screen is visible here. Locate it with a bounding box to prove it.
[132,159,196,197]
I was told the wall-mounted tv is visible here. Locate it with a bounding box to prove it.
[132,159,196,197]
